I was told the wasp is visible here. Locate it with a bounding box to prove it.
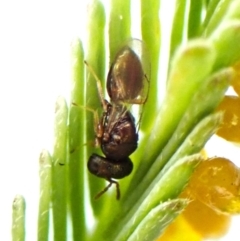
[86,39,150,199]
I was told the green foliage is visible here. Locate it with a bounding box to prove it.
[12,0,240,240]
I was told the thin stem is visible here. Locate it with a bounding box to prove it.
[109,0,131,61]
[140,0,161,131]
[12,195,25,241]
[69,39,86,241]
[38,150,52,241]
[52,97,68,241]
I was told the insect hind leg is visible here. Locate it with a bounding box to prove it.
[94,178,120,200]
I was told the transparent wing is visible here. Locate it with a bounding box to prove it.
[106,39,150,130]
[107,39,150,105]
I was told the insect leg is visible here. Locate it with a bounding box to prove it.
[94,178,120,200]
[71,103,103,146]
[84,60,108,112]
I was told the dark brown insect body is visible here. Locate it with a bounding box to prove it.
[88,154,133,199]
[100,102,138,160]
[87,39,150,199]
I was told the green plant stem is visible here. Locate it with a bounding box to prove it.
[52,96,68,241]
[38,150,52,241]
[12,195,25,241]
[203,0,240,37]
[211,20,240,70]
[86,0,106,214]
[202,0,221,32]
[128,199,188,241]
[154,68,232,170]
[140,0,160,131]
[71,39,85,105]
[170,0,188,57]
[153,41,215,151]
[69,39,86,241]
[188,0,203,38]
[109,0,131,61]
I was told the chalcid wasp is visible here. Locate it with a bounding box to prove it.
[86,39,150,199]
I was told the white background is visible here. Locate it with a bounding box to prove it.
[0,0,239,240]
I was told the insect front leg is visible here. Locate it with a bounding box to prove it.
[71,103,103,147]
